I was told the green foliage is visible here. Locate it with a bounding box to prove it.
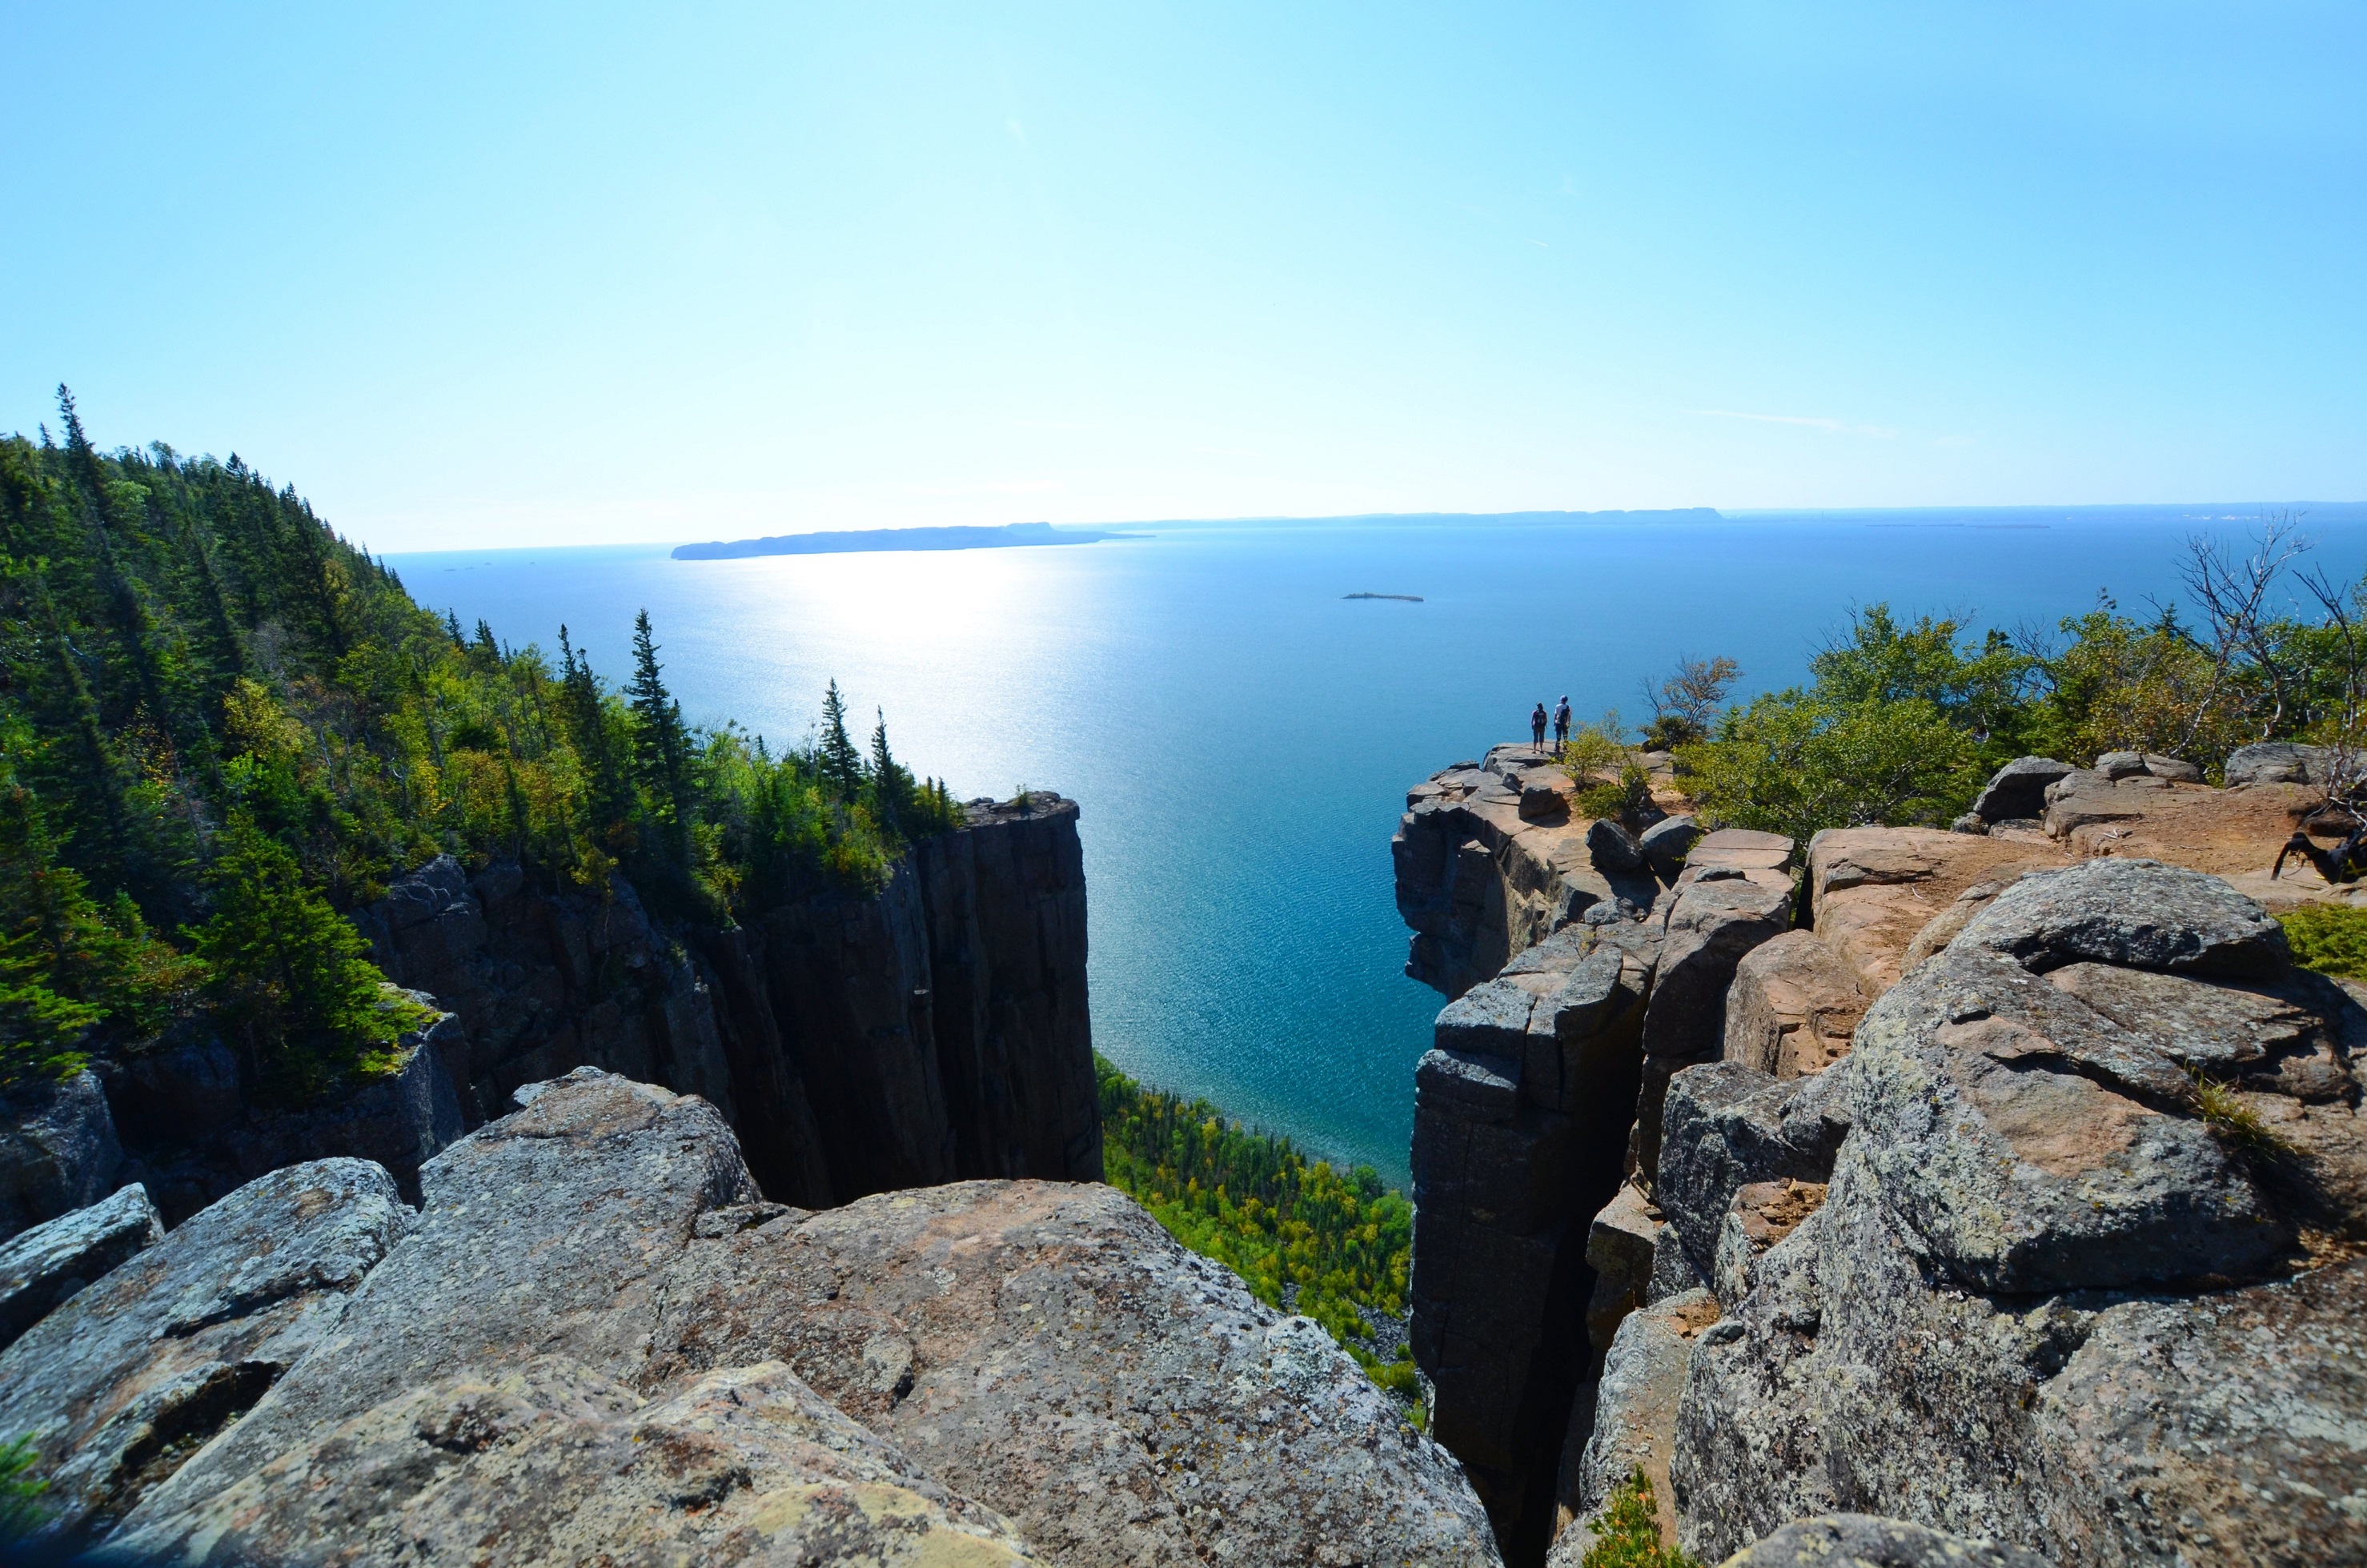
[1582,1470,1699,1568]
[0,1435,47,1540]
[1681,692,1984,844]
[1094,1055,1418,1401]
[2279,904,2367,981]
[191,817,425,1099]
[0,743,195,1087]
[0,391,966,1097]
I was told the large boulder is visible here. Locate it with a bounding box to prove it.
[2225,740,2344,788]
[646,1181,1496,1567]
[0,1158,411,1535]
[118,1356,1034,1567]
[1720,930,1868,1077]
[1968,756,2075,824]
[1952,856,2288,977]
[0,1183,161,1352]
[1653,1061,1851,1289]
[114,1071,1498,1567]
[1669,860,2367,1565]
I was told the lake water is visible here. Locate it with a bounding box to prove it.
[388,503,2367,1185]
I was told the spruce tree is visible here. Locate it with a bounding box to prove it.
[818,680,864,803]
[626,611,692,864]
[191,816,413,1100]
[866,708,912,831]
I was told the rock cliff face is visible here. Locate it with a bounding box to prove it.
[1397,747,2367,1566]
[0,1069,1499,1566]
[42,796,1098,1238]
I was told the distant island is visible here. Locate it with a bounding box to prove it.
[1344,592,1423,602]
[672,521,1141,560]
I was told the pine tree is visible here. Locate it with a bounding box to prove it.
[557,627,632,844]
[444,609,466,649]
[626,611,692,864]
[818,680,864,803]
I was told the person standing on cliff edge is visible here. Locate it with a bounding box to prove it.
[1531,701,1548,750]
[1552,696,1571,756]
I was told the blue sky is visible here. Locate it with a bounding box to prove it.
[3,2,2361,548]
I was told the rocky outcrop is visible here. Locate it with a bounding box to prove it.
[1395,748,1671,997]
[101,1005,467,1225]
[2226,740,2346,788]
[1720,930,1868,1077]
[1399,740,2367,1565]
[1806,827,2072,996]
[0,1071,123,1242]
[1717,1516,2051,1568]
[82,1070,1496,1566]
[1630,832,1797,1189]
[0,1157,411,1536]
[1410,917,1662,1558]
[76,794,1099,1227]
[1667,859,2367,1565]
[0,1183,160,1353]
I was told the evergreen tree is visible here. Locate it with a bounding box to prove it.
[818,680,864,803]
[557,627,632,845]
[444,609,466,648]
[626,610,692,864]
[191,816,415,1099]
[865,708,911,830]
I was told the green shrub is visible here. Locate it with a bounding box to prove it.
[1679,692,1984,844]
[1582,1470,1699,1568]
[2278,904,2367,981]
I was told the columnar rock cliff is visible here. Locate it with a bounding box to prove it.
[40,796,1099,1234]
[1398,746,2367,1566]
[0,1070,1501,1566]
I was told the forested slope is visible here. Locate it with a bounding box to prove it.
[0,389,956,1099]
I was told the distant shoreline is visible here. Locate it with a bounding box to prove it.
[673,520,1145,560]
[1343,592,1424,602]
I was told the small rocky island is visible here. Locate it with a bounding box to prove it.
[1346,591,1425,601]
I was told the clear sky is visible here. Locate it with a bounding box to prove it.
[4,2,2361,550]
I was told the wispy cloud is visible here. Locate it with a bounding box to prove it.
[1691,409,1898,439]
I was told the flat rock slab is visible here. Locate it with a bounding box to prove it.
[1806,828,2071,997]
[114,1356,1033,1566]
[1957,856,2289,978]
[0,1158,410,1534]
[0,1182,160,1352]
[646,1180,1499,1568]
[1717,1514,2050,1568]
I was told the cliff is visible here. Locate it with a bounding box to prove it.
[0,1069,1500,1564]
[9,796,1098,1237]
[1398,747,2367,1566]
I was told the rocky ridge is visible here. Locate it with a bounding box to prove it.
[0,1069,1498,1566]
[3,795,1100,1245]
[1395,747,2367,1566]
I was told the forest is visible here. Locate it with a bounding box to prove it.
[1094,1054,1422,1407]
[1578,520,2367,847]
[0,390,959,1098]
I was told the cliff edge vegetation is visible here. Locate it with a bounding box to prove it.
[1,389,958,1095]
[1651,526,2367,842]
[1095,1054,1420,1402]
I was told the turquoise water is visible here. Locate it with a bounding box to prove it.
[389,503,2367,1185]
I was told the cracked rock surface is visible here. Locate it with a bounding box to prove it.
[68,1069,1496,1566]
[1667,860,2367,1566]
